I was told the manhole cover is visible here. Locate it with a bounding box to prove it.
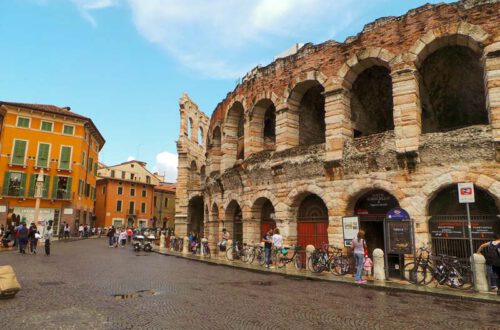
[38,281,65,286]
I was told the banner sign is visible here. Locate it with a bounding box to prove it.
[430,220,499,239]
[385,220,413,254]
[342,216,359,247]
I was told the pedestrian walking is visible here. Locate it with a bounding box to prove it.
[363,255,373,278]
[58,222,65,240]
[79,224,84,238]
[127,228,132,244]
[263,228,273,268]
[107,226,115,247]
[28,223,39,254]
[114,229,120,248]
[352,230,367,284]
[44,225,53,256]
[64,223,70,239]
[16,222,29,254]
[477,233,500,295]
[119,230,127,247]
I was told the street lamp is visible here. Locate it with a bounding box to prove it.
[33,169,45,226]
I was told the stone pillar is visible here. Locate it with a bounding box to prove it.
[182,236,189,254]
[305,245,315,271]
[473,253,489,292]
[484,43,500,158]
[391,68,421,153]
[160,233,165,249]
[373,248,385,280]
[275,102,299,151]
[226,239,234,260]
[243,219,260,245]
[221,135,237,172]
[324,87,351,161]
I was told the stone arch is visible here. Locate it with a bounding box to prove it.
[249,98,276,153]
[189,160,199,190]
[187,195,204,235]
[198,126,203,145]
[342,181,404,215]
[223,101,245,165]
[188,117,193,140]
[224,199,243,243]
[208,125,222,175]
[285,185,327,221]
[287,78,326,146]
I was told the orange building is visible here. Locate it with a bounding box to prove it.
[153,183,176,230]
[95,160,160,229]
[0,102,105,235]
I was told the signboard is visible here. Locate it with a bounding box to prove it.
[63,208,74,215]
[458,182,475,204]
[385,220,413,254]
[355,190,399,215]
[0,205,7,213]
[342,216,359,247]
[386,207,410,220]
[430,219,499,238]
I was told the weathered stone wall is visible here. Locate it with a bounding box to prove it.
[176,0,500,251]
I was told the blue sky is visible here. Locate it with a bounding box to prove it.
[0,0,449,182]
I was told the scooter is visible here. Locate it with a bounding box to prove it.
[133,235,144,252]
[142,235,154,252]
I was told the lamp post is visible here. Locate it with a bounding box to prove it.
[33,169,45,226]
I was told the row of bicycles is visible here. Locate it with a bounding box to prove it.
[403,246,473,289]
[225,241,304,269]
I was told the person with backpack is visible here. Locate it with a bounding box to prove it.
[16,222,29,254]
[477,233,500,295]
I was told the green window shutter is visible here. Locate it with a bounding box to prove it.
[65,177,72,200]
[77,180,82,196]
[41,121,52,131]
[88,157,93,172]
[2,172,10,196]
[20,173,27,197]
[37,143,50,168]
[93,163,98,176]
[28,174,37,197]
[81,152,86,166]
[63,125,74,135]
[52,176,59,199]
[12,140,27,165]
[17,117,29,128]
[60,147,71,170]
[43,176,50,198]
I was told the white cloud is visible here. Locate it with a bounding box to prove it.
[127,155,135,161]
[71,0,120,27]
[126,0,366,78]
[153,151,178,182]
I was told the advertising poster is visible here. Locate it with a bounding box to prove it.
[342,216,359,247]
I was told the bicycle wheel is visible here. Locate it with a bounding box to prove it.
[241,248,251,263]
[277,254,286,268]
[294,254,303,270]
[256,249,266,266]
[245,248,255,264]
[309,255,323,273]
[330,257,349,276]
[225,246,234,261]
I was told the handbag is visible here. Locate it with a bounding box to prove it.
[34,233,42,239]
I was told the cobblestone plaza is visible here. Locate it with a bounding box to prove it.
[0,239,498,329]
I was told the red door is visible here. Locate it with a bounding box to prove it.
[297,221,329,249]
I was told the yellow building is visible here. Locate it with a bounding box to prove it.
[0,102,105,236]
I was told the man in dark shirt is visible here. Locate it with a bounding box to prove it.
[263,229,273,268]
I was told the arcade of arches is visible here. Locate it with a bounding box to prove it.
[174,1,500,280]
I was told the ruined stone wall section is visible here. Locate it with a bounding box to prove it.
[175,93,209,238]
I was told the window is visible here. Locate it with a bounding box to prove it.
[93,163,98,176]
[91,187,96,201]
[117,186,123,195]
[130,188,135,197]
[154,196,157,207]
[146,176,151,184]
[11,139,28,166]
[110,170,115,178]
[116,200,122,212]
[121,171,125,179]
[141,202,146,213]
[41,121,53,132]
[130,173,135,180]
[142,190,146,197]
[102,185,106,194]
[129,201,135,214]
[62,125,74,135]
[2,172,26,197]
[87,157,93,173]
[36,143,50,168]
[112,219,123,227]
[78,180,83,196]
[16,117,30,128]
[164,198,168,207]
[28,173,50,198]
[59,146,72,170]
[81,152,86,166]
[85,183,90,197]
[51,176,72,200]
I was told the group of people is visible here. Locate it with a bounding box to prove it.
[0,222,53,256]
[262,228,283,268]
[477,233,500,295]
[106,226,134,248]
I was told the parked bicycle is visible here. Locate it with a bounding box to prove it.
[328,246,350,276]
[308,243,330,273]
[246,244,265,265]
[403,246,434,285]
[276,246,303,269]
[226,241,250,262]
[432,254,473,290]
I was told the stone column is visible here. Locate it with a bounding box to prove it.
[182,236,189,254]
[305,245,315,271]
[275,102,299,151]
[373,248,385,280]
[324,87,351,161]
[391,68,421,153]
[484,43,500,158]
[243,219,260,245]
[221,135,237,172]
[473,253,489,292]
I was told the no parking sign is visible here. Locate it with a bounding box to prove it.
[458,182,475,204]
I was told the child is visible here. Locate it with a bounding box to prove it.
[363,255,373,278]
[119,230,127,247]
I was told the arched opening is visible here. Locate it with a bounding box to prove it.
[189,161,199,190]
[264,106,276,149]
[225,102,245,163]
[429,185,499,261]
[419,45,487,133]
[187,117,193,138]
[209,126,222,175]
[351,65,394,137]
[187,196,204,236]
[198,127,203,145]
[225,200,243,244]
[211,203,220,246]
[297,194,329,250]
[204,205,209,238]
[250,99,276,154]
[200,165,206,187]
[289,81,325,146]
[251,197,276,237]
[354,189,399,257]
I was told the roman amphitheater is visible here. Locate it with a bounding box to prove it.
[175,0,500,273]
